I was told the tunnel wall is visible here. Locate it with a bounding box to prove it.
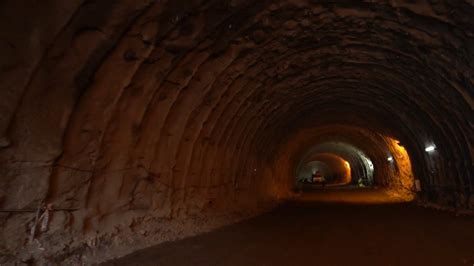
[0,1,285,263]
[0,0,473,264]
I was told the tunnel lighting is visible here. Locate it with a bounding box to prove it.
[387,156,393,162]
[425,145,436,153]
[368,162,374,170]
[344,161,350,168]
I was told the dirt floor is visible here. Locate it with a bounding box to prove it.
[102,188,474,266]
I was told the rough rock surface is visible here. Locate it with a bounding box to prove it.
[0,0,473,264]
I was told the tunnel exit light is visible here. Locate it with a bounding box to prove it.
[425,145,436,153]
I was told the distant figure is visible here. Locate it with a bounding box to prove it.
[358,178,365,187]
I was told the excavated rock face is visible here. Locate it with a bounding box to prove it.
[0,0,473,263]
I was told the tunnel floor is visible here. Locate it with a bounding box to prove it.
[103,189,474,266]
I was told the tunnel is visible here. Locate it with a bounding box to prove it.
[0,1,473,265]
[295,140,375,187]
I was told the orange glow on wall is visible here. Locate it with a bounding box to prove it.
[344,161,350,169]
[387,137,415,194]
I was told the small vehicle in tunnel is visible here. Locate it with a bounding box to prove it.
[312,171,327,188]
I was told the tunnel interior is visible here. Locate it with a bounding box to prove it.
[0,0,473,264]
[295,141,375,187]
[296,153,353,186]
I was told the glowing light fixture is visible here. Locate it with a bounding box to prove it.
[387,156,393,162]
[425,144,436,153]
[344,161,350,168]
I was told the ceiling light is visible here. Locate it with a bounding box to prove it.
[387,156,393,162]
[425,145,436,153]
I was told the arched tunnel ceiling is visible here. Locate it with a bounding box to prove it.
[1,1,473,153]
[0,1,473,263]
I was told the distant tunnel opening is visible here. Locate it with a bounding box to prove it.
[296,154,352,186]
[281,125,415,200]
[295,142,375,187]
